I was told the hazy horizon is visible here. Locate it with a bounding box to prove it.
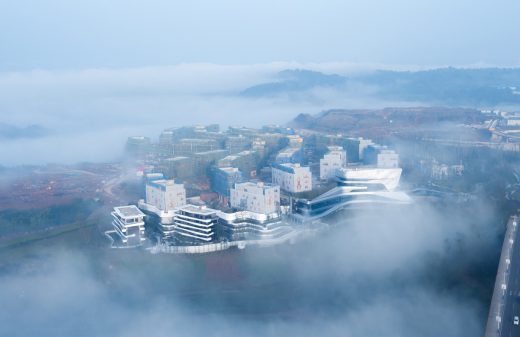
[1,1,520,72]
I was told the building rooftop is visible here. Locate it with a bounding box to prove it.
[147,179,185,191]
[235,181,278,189]
[165,156,190,162]
[219,167,240,173]
[278,147,301,156]
[272,162,309,174]
[194,149,229,156]
[114,205,145,219]
[178,204,218,215]
[236,150,255,156]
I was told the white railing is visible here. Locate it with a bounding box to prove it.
[148,223,326,255]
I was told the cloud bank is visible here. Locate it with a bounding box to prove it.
[0,197,500,337]
[0,62,413,165]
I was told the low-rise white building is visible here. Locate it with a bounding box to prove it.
[110,205,146,246]
[272,163,312,193]
[286,134,304,148]
[173,205,218,243]
[320,146,347,180]
[358,138,375,160]
[145,179,186,212]
[230,182,280,214]
[377,150,399,168]
[138,179,186,240]
[217,210,292,241]
[506,117,520,127]
[336,166,402,191]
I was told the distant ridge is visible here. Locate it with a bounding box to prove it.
[0,123,49,140]
[241,67,520,106]
[289,107,483,134]
[241,69,346,97]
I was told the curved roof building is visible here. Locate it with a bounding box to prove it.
[292,166,411,221]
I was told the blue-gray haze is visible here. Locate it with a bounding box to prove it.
[1,0,519,71]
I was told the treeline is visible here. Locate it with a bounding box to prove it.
[0,199,99,237]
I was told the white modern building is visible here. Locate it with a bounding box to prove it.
[336,166,402,191]
[275,147,303,164]
[272,163,312,193]
[376,150,399,168]
[506,117,520,127]
[110,205,146,246]
[217,210,292,241]
[145,179,186,211]
[230,182,280,214]
[320,146,347,180]
[286,134,304,148]
[173,205,218,244]
[138,179,186,240]
[293,166,410,221]
[363,144,400,169]
[358,138,375,160]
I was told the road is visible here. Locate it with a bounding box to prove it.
[501,216,520,337]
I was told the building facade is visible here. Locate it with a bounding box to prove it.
[377,150,399,168]
[230,182,280,214]
[139,179,186,240]
[217,211,292,242]
[275,147,304,164]
[293,167,410,221]
[225,135,252,154]
[320,146,347,180]
[210,166,243,198]
[145,179,186,212]
[173,205,219,244]
[110,206,146,246]
[363,145,399,168]
[271,163,312,193]
[336,166,402,191]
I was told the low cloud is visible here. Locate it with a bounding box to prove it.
[0,62,425,165]
[0,196,499,337]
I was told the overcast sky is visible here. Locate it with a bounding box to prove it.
[1,0,520,71]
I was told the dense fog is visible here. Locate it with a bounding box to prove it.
[0,196,501,337]
[0,63,415,165]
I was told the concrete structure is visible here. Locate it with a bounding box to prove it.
[363,145,399,168]
[230,182,280,214]
[193,149,229,176]
[272,163,312,193]
[252,138,266,155]
[217,211,292,241]
[341,137,374,163]
[110,206,146,246]
[138,179,186,240]
[320,146,347,180]
[160,125,221,144]
[430,161,465,180]
[160,156,195,180]
[505,115,520,127]
[210,166,243,198]
[125,136,151,158]
[376,149,399,168]
[358,138,375,161]
[336,166,402,191]
[145,179,186,212]
[225,135,252,154]
[293,167,409,221]
[275,147,303,164]
[173,205,219,244]
[174,138,220,156]
[218,151,259,178]
[286,135,304,148]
